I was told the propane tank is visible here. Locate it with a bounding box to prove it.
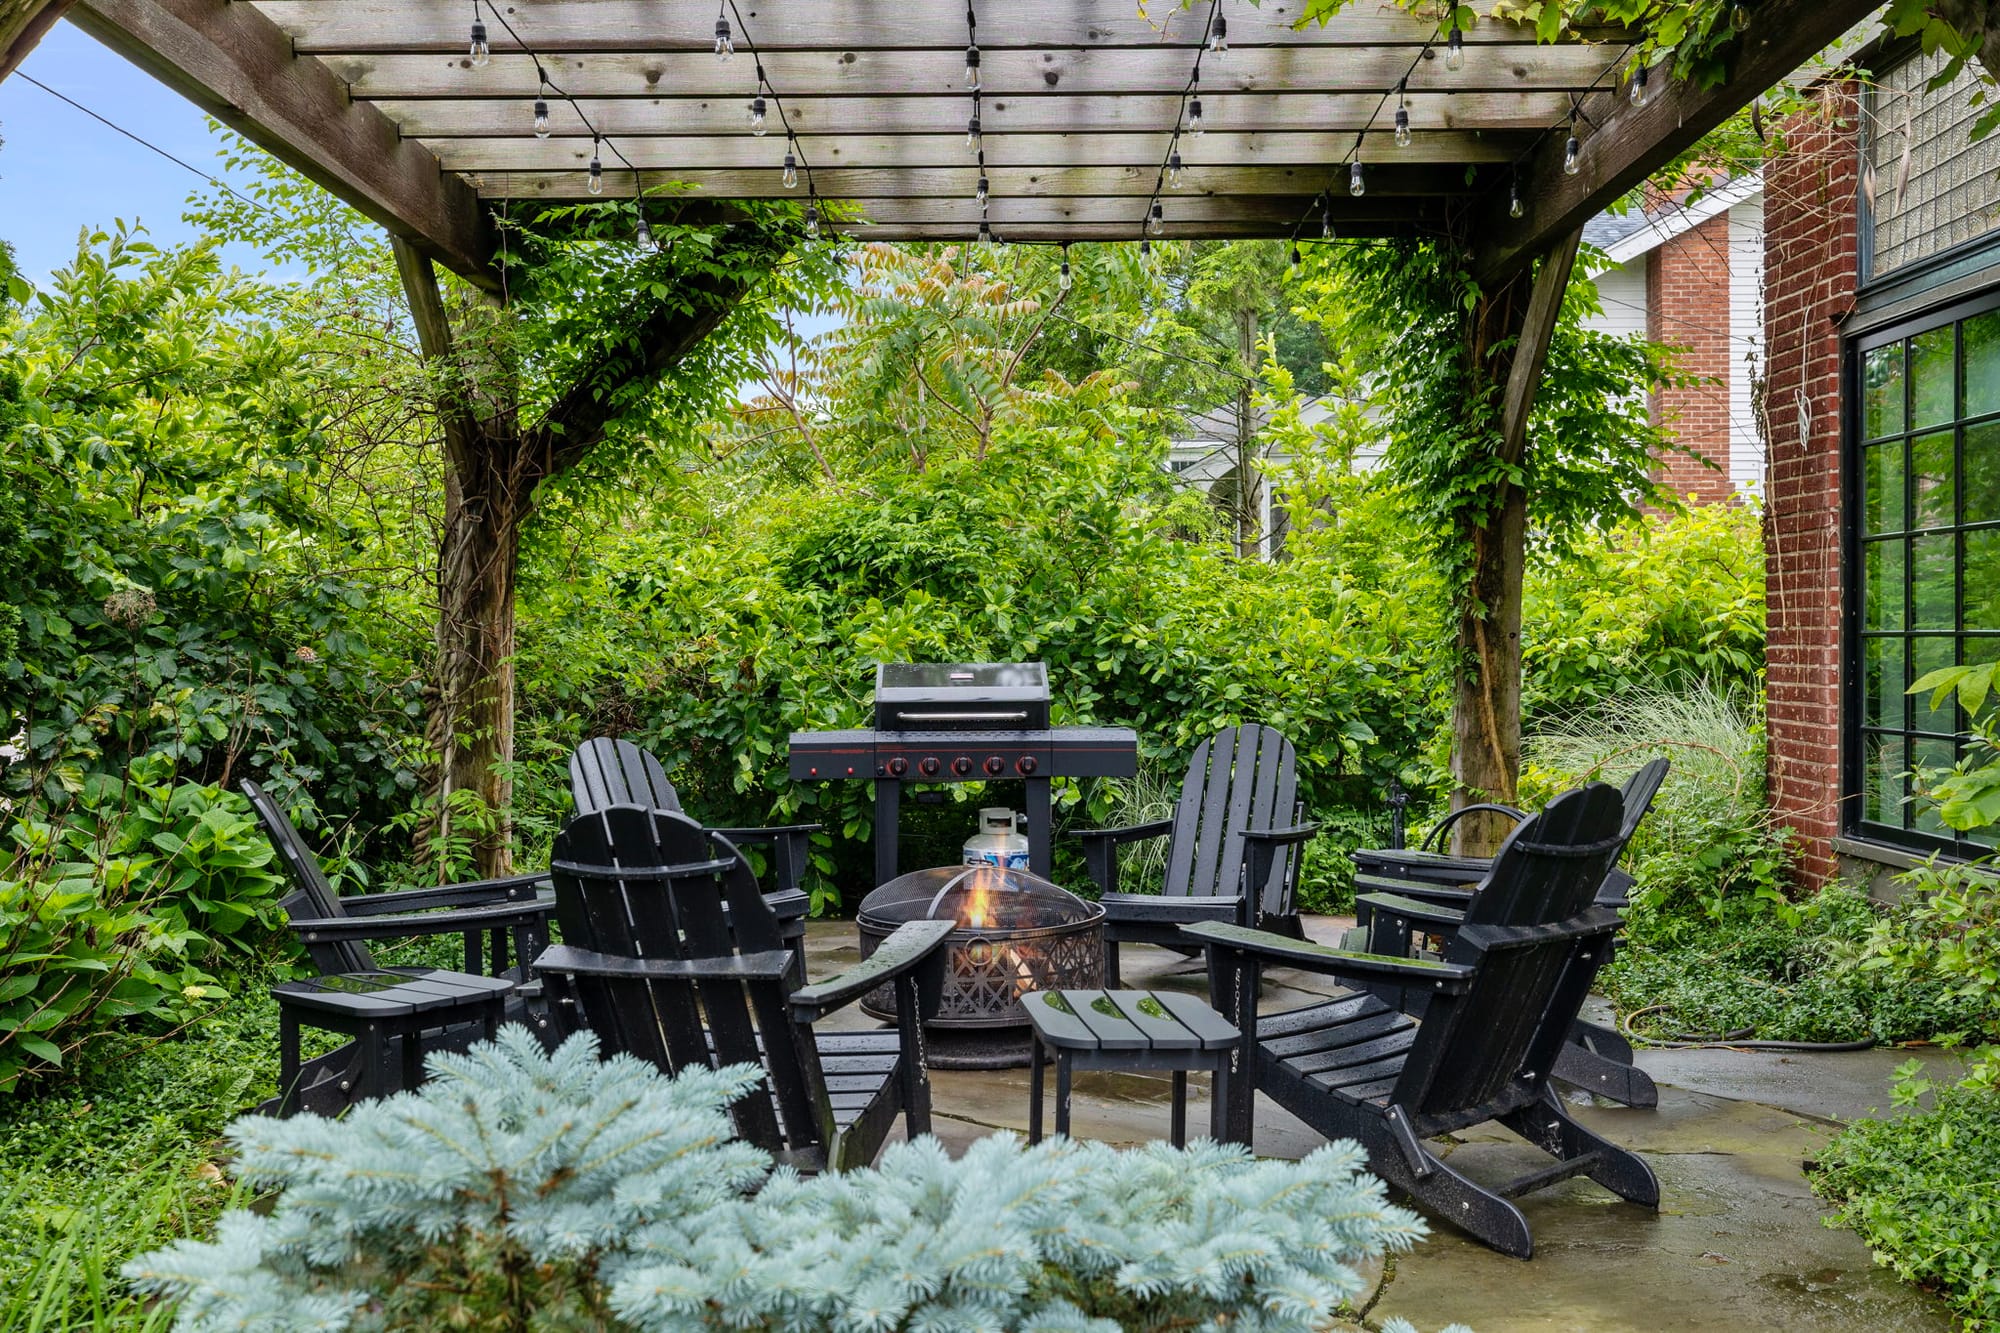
[961,807,1030,869]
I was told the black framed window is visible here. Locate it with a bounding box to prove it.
[1850,295,2000,855]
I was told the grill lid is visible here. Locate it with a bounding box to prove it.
[874,662,1050,730]
[857,864,1099,932]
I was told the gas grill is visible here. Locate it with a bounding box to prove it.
[790,663,1137,884]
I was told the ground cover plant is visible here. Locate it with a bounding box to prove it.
[125,1029,1462,1333]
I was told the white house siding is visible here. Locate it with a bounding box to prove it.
[1728,195,1767,497]
[1586,256,1651,340]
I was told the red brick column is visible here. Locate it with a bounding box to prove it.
[1649,212,1738,504]
[1762,85,1860,888]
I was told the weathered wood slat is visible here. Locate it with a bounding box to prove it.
[254,0,1623,53]
[1149,991,1240,1051]
[1064,990,1154,1051]
[375,91,1581,139]
[330,46,1625,102]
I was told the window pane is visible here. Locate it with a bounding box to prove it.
[1967,529,2000,630]
[1913,736,1957,834]
[1912,635,1959,729]
[1965,420,2000,523]
[1912,429,1957,528]
[1912,536,1956,629]
[1913,327,1957,428]
[1861,733,1907,827]
[1966,310,2000,417]
[1863,539,1906,628]
[1864,343,1906,438]
[1863,635,1907,730]
[1864,442,1906,534]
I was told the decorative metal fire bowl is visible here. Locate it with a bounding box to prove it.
[856,865,1103,1068]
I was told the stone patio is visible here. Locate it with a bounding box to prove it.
[803,917,1959,1331]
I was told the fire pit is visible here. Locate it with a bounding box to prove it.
[856,865,1103,1069]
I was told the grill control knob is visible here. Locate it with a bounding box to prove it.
[1016,755,1039,775]
[951,756,974,777]
[886,757,909,777]
[983,756,1006,776]
[918,756,941,778]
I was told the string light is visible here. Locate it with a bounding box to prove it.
[1563,109,1581,176]
[965,46,982,88]
[1058,243,1073,292]
[713,9,734,59]
[1628,62,1650,107]
[975,173,989,204]
[1168,148,1185,188]
[1140,236,1153,260]
[1149,200,1165,234]
[1349,160,1366,197]
[1509,178,1524,218]
[783,142,798,188]
[978,215,996,245]
[468,0,490,66]
[749,93,767,134]
[1289,243,1301,275]
[532,96,550,138]
[1208,11,1228,53]
[1189,95,1205,135]
[1321,194,1333,239]
[966,112,982,153]
[1444,20,1464,73]
[1730,2,1751,31]
[1394,79,1411,148]
[635,209,655,250]
[587,136,603,194]
[804,199,820,239]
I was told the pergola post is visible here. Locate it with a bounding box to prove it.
[1449,227,1583,856]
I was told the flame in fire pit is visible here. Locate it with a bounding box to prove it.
[962,877,993,929]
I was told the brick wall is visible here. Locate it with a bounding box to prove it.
[1762,85,1861,887]
[1648,211,1739,504]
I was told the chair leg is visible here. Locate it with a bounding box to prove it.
[1499,1090,1660,1210]
[1553,1036,1659,1109]
[278,1009,303,1118]
[1103,938,1121,989]
[1359,1116,1534,1260]
[399,1024,423,1093]
[1029,1035,1046,1145]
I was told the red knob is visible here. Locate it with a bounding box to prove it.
[951,756,974,777]
[886,757,909,777]
[919,756,942,778]
[1016,755,1038,775]
[983,756,1006,776]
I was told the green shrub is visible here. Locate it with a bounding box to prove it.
[128,1029,1456,1333]
[1813,1072,2000,1330]
[0,761,287,1091]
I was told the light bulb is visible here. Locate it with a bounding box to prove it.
[749,96,767,134]
[1444,25,1464,73]
[636,214,654,249]
[783,150,798,188]
[469,19,490,66]
[805,203,820,239]
[1509,181,1524,218]
[1139,236,1152,260]
[965,44,982,89]
[1168,150,1185,189]
[714,17,733,59]
[978,217,995,245]
[975,174,989,204]
[1563,133,1581,176]
[1321,204,1333,239]
[1394,106,1411,148]
[533,98,550,138]
[1289,244,1301,275]
[1058,247,1072,291]
[1188,97,1204,136]
[1149,201,1164,234]
[1349,160,1365,197]
[1730,2,1750,30]
[587,146,603,195]
[966,114,982,152]
[1208,13,1228,53]
[1629,64,1650,106]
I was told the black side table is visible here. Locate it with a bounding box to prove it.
[273,968,513,1115]
[1024,988,1244,1146]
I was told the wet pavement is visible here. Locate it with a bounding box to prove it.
[802,917,1959,1331]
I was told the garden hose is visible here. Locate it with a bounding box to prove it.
[1618,1003,1879,1052]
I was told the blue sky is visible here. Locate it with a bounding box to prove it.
[1,22,277,282]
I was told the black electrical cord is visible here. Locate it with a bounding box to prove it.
[1619,1004,1879,1052]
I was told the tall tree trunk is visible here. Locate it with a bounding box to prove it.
[1233,306,1262,559]
[1449,229,1583,856]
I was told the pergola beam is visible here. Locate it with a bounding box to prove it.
[70,0,501,289]
[1,0,74,80]
[1469,0,1877,283]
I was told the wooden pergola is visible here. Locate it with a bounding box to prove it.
[4,0,1872,291]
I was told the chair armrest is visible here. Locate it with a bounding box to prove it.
[291,895,556,941]
[533,943,793,983]
[336,873,552,916]
[709,825,819,896]
[1240,822,1320,922]
[1353,873,1477,904]
[1351,847,1492,881]
[1073,819,1174,896]
[763,887,811,923]
[1355,891,1468,929]
[790,919,954,1024]
[1419,803,1528,852]
[710,823,823,843]
[1241,823,1319,846]
[1182,921,1474,992]
[1101,893,1241,923]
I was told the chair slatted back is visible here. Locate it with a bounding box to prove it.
[242,780,375,975]
[546,805,828,1157]
[1617,757,1671,844]
[570,738,685,817]
[1164,724,1301,911]
[1392,783,1629,1119]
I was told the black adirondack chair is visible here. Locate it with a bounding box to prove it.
[534,804,954,1174]
[1189,782,1659,1260]
[243,780,558,1115]
[1077,724,1317,986]
[1343,758,1672,1109]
